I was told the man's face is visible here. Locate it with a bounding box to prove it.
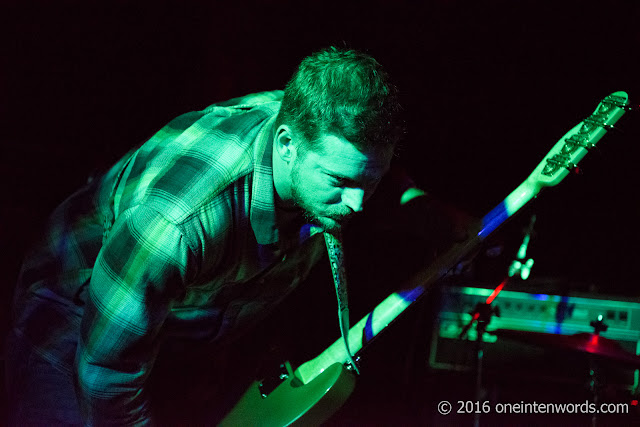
[290,134,393,233]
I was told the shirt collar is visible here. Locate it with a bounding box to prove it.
[250,114,279,245]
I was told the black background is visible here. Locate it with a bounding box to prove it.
[2,0,640,424]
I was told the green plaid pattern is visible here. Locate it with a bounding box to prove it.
[11,90,327,424]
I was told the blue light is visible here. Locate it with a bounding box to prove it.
[479,201,510,239]
[531,294,549,301]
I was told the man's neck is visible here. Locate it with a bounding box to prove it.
[274,186,302,230]
[272,140,293,203]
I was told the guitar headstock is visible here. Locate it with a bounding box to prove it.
[528,91,630,188]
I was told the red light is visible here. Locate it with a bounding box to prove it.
[586,335,599,353]
[632,400,638,406]
[486,279,507,304]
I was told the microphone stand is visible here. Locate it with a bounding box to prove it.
[458,214,537,427]
[459,283,503,427]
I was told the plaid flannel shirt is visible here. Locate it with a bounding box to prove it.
[12,91,327,424]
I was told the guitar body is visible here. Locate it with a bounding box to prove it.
[219,363,356,426]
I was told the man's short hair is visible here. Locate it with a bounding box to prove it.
[276,47,402,153]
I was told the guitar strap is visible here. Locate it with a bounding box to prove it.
[324,231,360,375]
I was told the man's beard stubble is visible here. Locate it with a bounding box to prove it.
[290,164,350,234]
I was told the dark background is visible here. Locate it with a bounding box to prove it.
[2,0,640,424]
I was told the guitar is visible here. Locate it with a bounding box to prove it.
[219,91,630,426]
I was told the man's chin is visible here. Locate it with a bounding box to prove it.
[312,215,349,234]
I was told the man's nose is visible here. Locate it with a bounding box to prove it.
[342,187,365,212]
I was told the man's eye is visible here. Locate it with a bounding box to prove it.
[330,176,347,186]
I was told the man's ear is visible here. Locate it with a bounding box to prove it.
[274,125,296,163]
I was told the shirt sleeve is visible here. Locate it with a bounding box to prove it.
[75,204,195,425]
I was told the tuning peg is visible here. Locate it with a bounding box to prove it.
[544,154,583,175]
[582,116,621,132]
[604,123,624,133]
[563,135,596,153]
[601,95,635,111]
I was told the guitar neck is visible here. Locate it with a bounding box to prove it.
[294,91,629,384]
[295,180,539,383]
